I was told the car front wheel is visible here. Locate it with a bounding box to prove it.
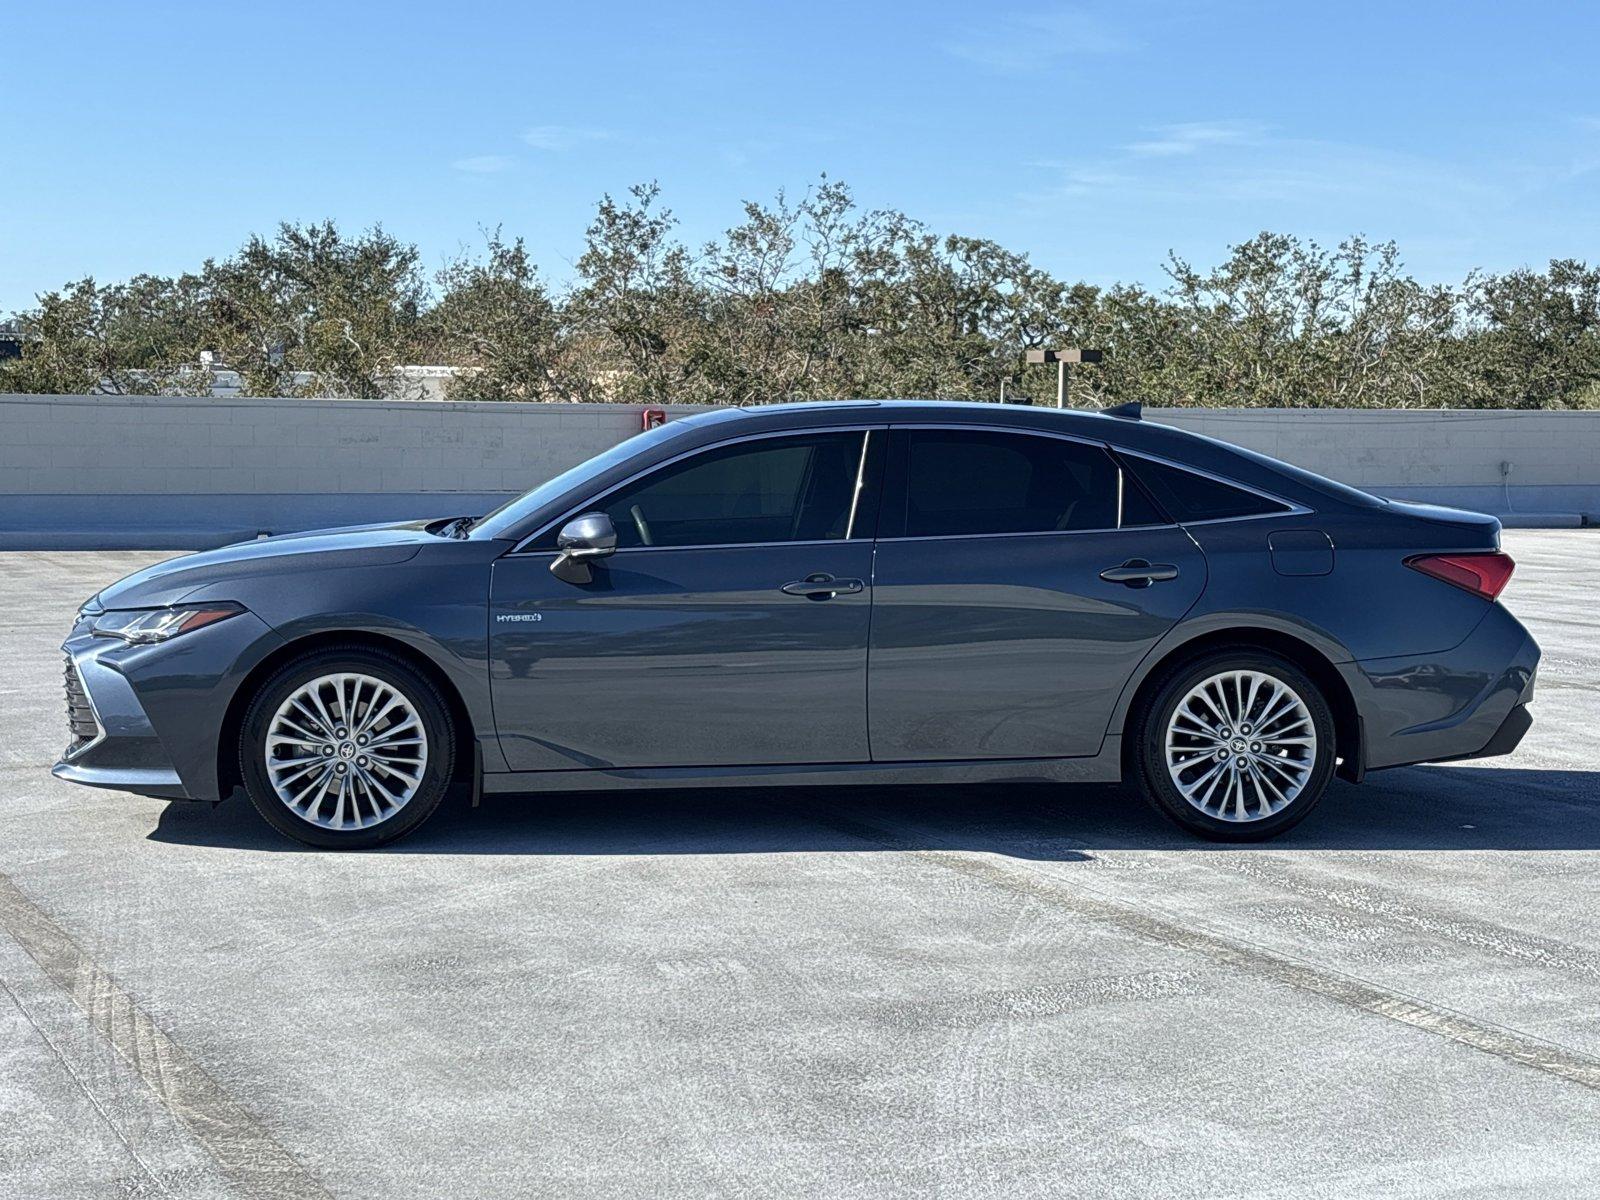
[239,647,455,849]
[1134,650,1336,841]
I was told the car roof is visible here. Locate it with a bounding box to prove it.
[678,399,1382,513]
[679,398,1130,434]
[476,399,1383,543]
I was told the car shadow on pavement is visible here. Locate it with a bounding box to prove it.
[147,765,1600,856]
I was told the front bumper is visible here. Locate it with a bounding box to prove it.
[1340,603,1539,773]
[52,609,284,801]
[51,760,190,799]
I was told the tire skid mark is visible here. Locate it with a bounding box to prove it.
[0,873,332,1199]
[1020,784,1600,982]
[890,968,1207,1030]
[1205,853,1600,981]
[792,804,1600,1094]
[0,968,176,1195]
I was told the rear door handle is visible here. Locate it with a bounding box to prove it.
[780,573,864,599]
[1099,559,1179,588]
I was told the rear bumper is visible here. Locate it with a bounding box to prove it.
[1340,603,1539,773]
[1461,701,1534,761]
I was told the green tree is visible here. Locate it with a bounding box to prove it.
[0,273,211,395]
[1150,233,1464,408]
[201,221,426,398]
[567,183,708,403]
[5,186,1600,411]
[1458,259,1600,407]
[425,231,573,401]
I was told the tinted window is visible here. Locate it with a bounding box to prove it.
[1129,457,1289,522]
[596,432,866,548]
[895,430,1123,537]
[1118,470,1167,527]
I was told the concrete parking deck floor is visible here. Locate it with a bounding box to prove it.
[2,532,1597,1199]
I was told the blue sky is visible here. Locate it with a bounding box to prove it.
[3,1,1597,311]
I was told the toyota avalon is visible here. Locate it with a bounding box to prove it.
[53,401,1539,848]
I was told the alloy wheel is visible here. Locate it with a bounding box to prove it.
[1163,669,1317,823]
[264,672,429,830]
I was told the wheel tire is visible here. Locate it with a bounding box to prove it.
[238,646,456,849]
[1132,649,1336,842]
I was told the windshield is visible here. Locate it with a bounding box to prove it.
[469,420,698,540]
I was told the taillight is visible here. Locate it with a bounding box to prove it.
[1405,551,1515,601]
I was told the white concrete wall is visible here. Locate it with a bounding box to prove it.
[0,395,710,547]
[1146,407,1600,524]
[0,395,709,496]
[1,395,1595,547]
[1147,407,1598,490]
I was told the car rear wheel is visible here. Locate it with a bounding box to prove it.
[239,647,455,849]
[1133,650,1336,841]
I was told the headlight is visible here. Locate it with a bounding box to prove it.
[91,603,245,645]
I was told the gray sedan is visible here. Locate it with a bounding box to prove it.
[53,401,1539,848]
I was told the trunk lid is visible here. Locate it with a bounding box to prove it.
[1380,499,1502,547]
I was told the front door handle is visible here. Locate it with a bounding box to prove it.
[780,573,864,599]
[1099,559,1179,588]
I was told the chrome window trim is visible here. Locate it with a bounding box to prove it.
[508,419,1312,555]
[871,524,1154,545]
[518,538,868,559]
[508,425,879,556]
[843,430,874,540]
[1178,507,1314,528]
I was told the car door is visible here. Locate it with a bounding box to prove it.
[867,426,1206,762]
[490,428,883,771]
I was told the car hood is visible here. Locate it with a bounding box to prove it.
[90,519,449,610]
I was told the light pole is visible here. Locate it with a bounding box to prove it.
[1025,347,1104,409]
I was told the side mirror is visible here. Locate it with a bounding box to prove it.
[550,512,617,584]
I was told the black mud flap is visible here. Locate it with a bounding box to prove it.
[1472,704,1534,760]
[1336,715,1367,784]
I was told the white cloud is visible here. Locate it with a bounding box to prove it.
[1040,166,1135,196]
[451,155,514,174]
[944,6,1129,73]
[1125,121,1265,158]
[1017,128,1511,240]
[522,125,614,151]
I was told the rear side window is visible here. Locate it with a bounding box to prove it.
[889,430,1129,537]
[1126,457,1290,523]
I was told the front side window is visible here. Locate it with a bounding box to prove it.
[591,431,868,549]
[888,430,1134,537]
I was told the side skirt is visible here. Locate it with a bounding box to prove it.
[481,739,1123,795]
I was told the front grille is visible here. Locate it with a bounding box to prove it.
[63,657,100,755]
